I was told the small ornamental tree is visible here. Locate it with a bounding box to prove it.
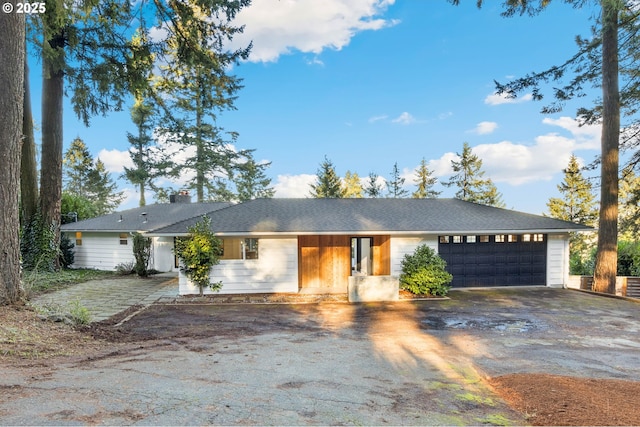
[133,233,152,277]
[174,216,223,295]
[400,244,452,296]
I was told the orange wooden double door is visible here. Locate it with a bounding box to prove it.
[297,235,390,292]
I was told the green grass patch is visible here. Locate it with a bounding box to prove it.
[23,269,115,295]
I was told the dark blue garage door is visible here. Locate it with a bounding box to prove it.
[437,234,547,287]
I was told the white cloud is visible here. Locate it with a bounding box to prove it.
[484,92,533,106]
[231,0,398,63]
[542,116,600,150]
[98,149,134,173]
[471,121,498,135]
[432,117,600,186]
[273,174,316,197]
[368,114,388,123]
[392,112,416,125]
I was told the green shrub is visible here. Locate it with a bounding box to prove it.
[133,233,152,277]
[115,261,135,275]
[59,233,75,269]
[400,244,452,296]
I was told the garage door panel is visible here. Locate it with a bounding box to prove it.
[439,236,547,287]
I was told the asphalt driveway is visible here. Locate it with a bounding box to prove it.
[2,287,640,425]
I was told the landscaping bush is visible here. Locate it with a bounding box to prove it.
[400,244,452,296]
[133,232,152,277]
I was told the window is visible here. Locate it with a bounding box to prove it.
[466,235,476,243]
[244,238,259,259]
[75,232,82,246]
[495,235,505,243]
[523,234,531,242]
[479,235,489,243]
[220,238,259,260]
[439,236,450,244]
[533,234,544,242]
[508,234,518,243]
[351,237,373,276]
[453,235,463,243]
[119,233,128,245]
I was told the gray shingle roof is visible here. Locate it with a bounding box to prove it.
[60,202,232,232]
[149,198,593,235]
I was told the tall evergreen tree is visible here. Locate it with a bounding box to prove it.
[156,0,250,202]
[343,171,364,198]
[547,155,598,269]
[444,142,505,207]
[21,59,38,226]
[465,0,625,292]
[63,138,123,216]
[310,156,345,198]
[0,5,25,304]
[387,162,409,198]
[618,166,640,239]
[412,158,440,199]
[363,172,385,198]
[234,150,275,201]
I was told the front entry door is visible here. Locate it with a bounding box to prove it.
[351,237,373,276]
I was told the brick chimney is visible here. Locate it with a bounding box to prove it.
[170,190,191,203]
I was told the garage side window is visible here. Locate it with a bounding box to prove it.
[75,232,82,246]
[119,233,128,245]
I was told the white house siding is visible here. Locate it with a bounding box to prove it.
[389,236,438,276]
[179,237,298,295]
[547,233,570,288]
[153,236,177,272]
[66,232,134,270]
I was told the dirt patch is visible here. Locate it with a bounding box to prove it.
[489,373,640,426]
[3,296,640,425]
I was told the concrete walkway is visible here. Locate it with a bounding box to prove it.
[31,273,178,322]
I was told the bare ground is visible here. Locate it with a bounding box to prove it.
[2,293,640,426]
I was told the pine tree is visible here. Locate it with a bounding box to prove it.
[618,166,640,240]
[547,155,598,225]
[310,156,345,198]
[234,150,275,201]
[547,154,598,273]
[387,162,409,198]
[156,0,250,202]
[444,142,505,207]
[0,9,25,304]
[363,172,384,198]
[412,158,440,199]
[63,138,123,217]
[343,171,364,198]
[86,160,124,215]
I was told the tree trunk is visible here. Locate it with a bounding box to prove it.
[21,59,39,225]
[593,1,620,294]
[0,7,26,305]
[40,31,65,270]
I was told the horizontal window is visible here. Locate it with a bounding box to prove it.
[495,235,505,243]
[453,235,463,243]
[466,235,476,243]
[479,235,489,243]
[220,238,259,260]
[439,236,450,244]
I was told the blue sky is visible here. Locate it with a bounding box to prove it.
[30,0,603,214]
